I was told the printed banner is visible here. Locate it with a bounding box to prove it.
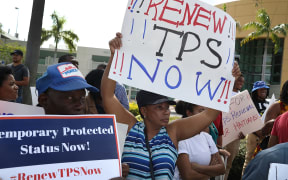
[222,90,263,146]
[0,115,121,179]
[109,0,236,112]
[0,100,44,115]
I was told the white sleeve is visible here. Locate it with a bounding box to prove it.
[205,133,219,154]
[177,139,190,155]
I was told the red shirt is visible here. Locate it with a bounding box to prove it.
[213,113,223,136]
[271,111,288,143]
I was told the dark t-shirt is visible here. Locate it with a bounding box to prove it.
[252,98,269,115]
[8,64,29,97]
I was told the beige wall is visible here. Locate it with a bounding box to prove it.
[217,0,288,88]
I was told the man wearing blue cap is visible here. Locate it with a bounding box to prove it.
[36,62,99,115]
[9,49,29,103]
[242,80,270,174]
[35,62,129,177]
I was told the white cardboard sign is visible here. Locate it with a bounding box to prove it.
[222,90,263,146]
[109,0,236,112]
[268,163,288,180]
[0,100,45,115]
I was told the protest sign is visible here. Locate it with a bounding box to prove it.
[0,100,127,156]
[0,100,44,115]
[109,0,236,112]
[0,115,121,179]
[261,94,276,123]
[268,163,288,180]
[222,90,263,146]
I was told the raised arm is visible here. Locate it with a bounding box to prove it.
[101,33,137,130]
[171,108,220,142]
[169,62,241,142]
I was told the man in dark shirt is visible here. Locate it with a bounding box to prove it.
[9,50,29,103]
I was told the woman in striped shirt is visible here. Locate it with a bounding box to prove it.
[102,33,241,179]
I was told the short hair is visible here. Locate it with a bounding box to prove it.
[97,64,107,70]
[280,80,288,104]
[175,100,196,118]
[58,54,74,63]
[85,69,104,99]
[0,66,13,87]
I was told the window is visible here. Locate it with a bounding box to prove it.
[235,38,284,90]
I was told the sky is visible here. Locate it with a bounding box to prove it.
[0,0,237,50]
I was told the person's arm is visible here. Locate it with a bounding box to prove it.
[170,108,221,142]
[101,33,137,130]
[177,153,210,180]
[268,135,279,148]
[264,103,280,123]
[267,115,280,148]
[15,76,29,86]
[191,152,225,177]
[169,62,241,142]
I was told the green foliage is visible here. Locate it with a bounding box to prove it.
[241,8,288,54]
[129,101,140,117]
[0,40,26,64]
[41,11,79,53]
[223,4,227,12]
[227,139,246,180]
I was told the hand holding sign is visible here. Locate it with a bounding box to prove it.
[109,0,237,112]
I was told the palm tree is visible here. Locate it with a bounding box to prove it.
[41,11,79,61]
[241,8,288,81]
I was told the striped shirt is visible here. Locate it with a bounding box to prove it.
[122,122,178,179]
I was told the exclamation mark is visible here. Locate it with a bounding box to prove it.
[130,0,138,12]
[113,50,119,74]
[87,141,90,150]
[228,22,231,38]
[218,80,228,102]
[137,0,145,13]
[119,53,125,76]
[232,23,234,40]
[128,0,134,10]
[224,81,231,104]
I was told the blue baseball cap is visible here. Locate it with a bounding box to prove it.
[36,62,99,95]
[251,81,269,92]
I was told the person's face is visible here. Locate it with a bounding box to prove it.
[0,74,18,101]
[234,77,245,91]
[39,89,86,115]
[189,105,205,116]
[257,88,268,100]
[12,54,23,63]
[141,102,171,127]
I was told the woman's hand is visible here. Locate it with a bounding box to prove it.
[219,149,231,157]
[109,32,122,55]
[122,163,129,178]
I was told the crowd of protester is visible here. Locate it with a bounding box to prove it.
[0,33,288,180]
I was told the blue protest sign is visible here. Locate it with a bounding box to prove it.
[0,115,121,179]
